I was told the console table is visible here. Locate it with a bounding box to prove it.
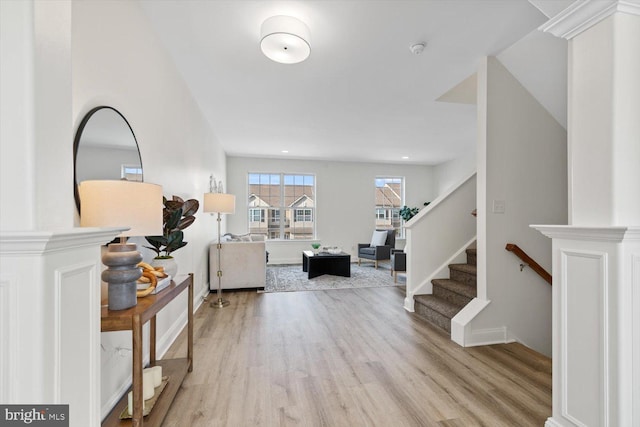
[101,273,193,427]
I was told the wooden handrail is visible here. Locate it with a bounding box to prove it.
[505,243,552,285]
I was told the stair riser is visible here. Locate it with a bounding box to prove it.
[414,301,451,333]
[433,285,473,307]
[450,269,476,287]
[466,252,476,266]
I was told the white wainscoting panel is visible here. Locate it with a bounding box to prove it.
[561,250,607,427]
[55,263,99,425]
[0,274,17,403]
[533,225,640,427]
[0,228,123,427]
[633,253,640,425]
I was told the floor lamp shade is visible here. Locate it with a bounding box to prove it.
[204,193,235,214]
[79,180,163,310]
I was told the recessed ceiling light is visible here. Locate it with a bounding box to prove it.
[282,150,289,153]
[402,156,409,159]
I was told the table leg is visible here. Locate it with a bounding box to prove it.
[188,273,194,372]
[150,316,156,365]
[132,314,143,427]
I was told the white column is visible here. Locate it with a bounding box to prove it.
[0,228,124,427]
[541,1,640,226]
[536,1,640,426]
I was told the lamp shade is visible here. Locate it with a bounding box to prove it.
[260,15,310,64]
[79,180,163,237]
[203,193,236,214]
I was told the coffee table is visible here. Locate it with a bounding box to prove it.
[302,250,351,279]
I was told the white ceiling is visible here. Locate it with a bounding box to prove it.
[138,0,567,166]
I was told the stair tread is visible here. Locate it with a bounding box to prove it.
[432,278,476,298]
[414,294,463,318]
[466,248,477,255]
[448,263,477,274]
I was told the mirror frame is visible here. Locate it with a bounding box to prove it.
[73,106,143,213]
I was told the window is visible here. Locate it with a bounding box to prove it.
[294,208,312,222]
[249,208,264,223]
[248,173,316,240]
[375,177,404,237]
[121,164,143,181]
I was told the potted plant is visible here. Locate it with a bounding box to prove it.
[399,202,430,221]
[145,195,199,277]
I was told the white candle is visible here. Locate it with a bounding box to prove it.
[144,366,162,388]
[142,370,155,400]
[127,391,145,415]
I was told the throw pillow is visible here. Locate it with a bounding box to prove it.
[370,230,388,247]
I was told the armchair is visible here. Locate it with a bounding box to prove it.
[390,249,406,283]
[357,229,396,269]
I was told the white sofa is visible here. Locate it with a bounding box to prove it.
[209,236,267,289]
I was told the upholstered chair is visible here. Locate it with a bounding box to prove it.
[357,229,396,269]
[390,249,406,282]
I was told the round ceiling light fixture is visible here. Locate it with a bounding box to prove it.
[410,42,426,55]
[260,15,310,64]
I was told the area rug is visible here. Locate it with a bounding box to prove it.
[264,263,405,293]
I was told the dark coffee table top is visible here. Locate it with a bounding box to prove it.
[306,251,349,258]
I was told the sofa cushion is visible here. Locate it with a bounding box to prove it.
[360,247,376,256]
[370,230,388,247]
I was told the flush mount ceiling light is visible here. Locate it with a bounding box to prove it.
[260,15,310,64]
[409,42,426,55]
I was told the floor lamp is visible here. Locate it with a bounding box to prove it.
[204,190,236,308]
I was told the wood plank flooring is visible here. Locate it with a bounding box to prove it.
[161,287,551,426]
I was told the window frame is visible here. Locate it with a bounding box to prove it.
[248,173,316,240]
[374,176,405,238]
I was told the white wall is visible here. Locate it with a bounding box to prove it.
[470,56,567,356]
[227,156,435,264]
[433,152,476,196]
[71,1,225,419]
[0,0,75,231]
[0,0,36,230]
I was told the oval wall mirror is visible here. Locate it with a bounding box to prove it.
[73,106,143,212]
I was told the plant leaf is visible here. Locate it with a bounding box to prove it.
[182,199,199,217]
[177,216,195,231]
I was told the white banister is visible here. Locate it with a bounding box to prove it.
[404,173,477,312]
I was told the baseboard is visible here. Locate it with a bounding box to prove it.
[403,296,415,312]
[461,326,515,347]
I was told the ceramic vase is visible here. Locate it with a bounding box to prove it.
[151,257,178,278]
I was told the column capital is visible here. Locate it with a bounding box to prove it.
[540,0,640,39]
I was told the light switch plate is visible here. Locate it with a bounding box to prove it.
[492,200,505,214]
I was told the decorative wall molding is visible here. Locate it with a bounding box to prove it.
[540,0,640,40]
[560,249,608,426]
[0,274,17,403]
[53,262,98,422]
[0,227,126,255]
[633,253,640,424]
[532,225,640,242]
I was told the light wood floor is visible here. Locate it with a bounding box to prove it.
[162,287,551,427]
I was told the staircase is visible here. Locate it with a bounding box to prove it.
[413,247,476,333]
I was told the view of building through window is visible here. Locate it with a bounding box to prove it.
[248,173,315,240]
[375,177,403,237]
